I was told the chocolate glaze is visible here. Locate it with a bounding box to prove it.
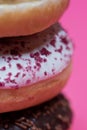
[0,94,73,130]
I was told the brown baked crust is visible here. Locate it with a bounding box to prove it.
[0,0,69,37]
[0,61,72,113]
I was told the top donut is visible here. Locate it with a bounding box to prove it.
[0,0,69,37]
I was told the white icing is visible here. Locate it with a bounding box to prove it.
[0,23,73,89]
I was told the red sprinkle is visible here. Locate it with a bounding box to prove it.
[5,77,10,83]
[30,52,39,58]
[26,80,31,84]
[7,57,12,62]
[16,63,23,70]
[8,73,12,77]
[10,79,17,84]
[22,73,26,77]
[36,62,41,70]
[15,72,20,78]
[0,66,6,71]
[30,52,43,63]
[34,66,37,69]
[60,36,68,45]
[44,71,47,76]
[13,57,18,60]
[50,38,56,47]
[40,48,51,56]
[43,58,47,62]
[55,46,63,53]
[0,82,5,87]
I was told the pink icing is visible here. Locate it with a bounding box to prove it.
[0,23,73,89]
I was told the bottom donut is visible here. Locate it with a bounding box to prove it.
[0,94,73,130]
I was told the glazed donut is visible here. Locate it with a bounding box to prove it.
[0,0,69,37]
[0,23,73,113]
[0,94,73,130]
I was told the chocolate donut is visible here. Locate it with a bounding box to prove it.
[0,94,73,130]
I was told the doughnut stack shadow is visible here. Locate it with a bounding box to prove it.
[0,0,73,130]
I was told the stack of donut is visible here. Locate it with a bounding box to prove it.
[0,0,73,130]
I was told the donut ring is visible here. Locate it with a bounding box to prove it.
[0,94,73,130]
[0,0,69,37]
[0,23,73,113]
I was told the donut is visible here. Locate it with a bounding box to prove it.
[0,94,73,130]
[0,0,69,37]
[0,23,73,113]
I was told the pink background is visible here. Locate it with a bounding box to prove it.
[60,0,87,129]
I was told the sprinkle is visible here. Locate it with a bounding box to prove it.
[0,66,6,71]
[16,63,23,70]
[50,38,56,47]
[40,48,51,56]
[60,36,68,45]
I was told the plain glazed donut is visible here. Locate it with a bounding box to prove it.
[0,0,69,37]
[0,23,73,113]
